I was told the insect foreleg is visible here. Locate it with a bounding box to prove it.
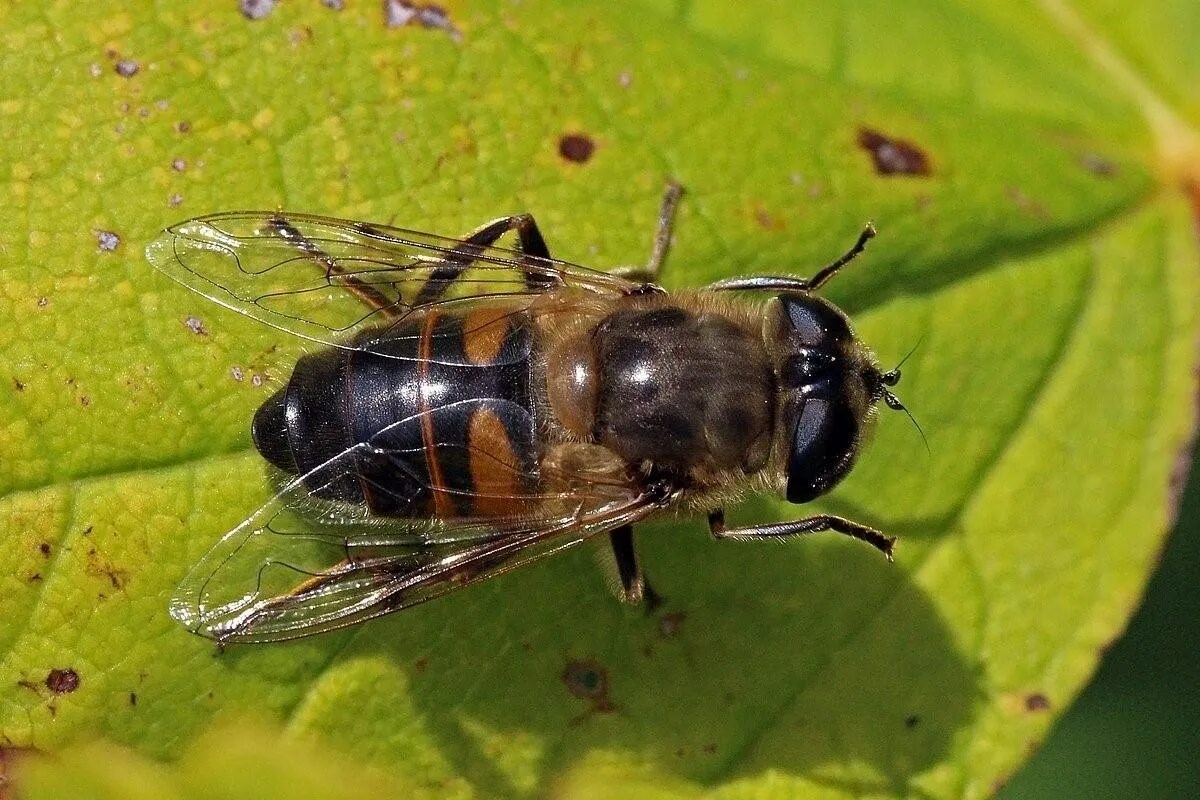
[415,213,558,305]
[701,222,877,295]
[707,508,895,561]
[610,180,684,285]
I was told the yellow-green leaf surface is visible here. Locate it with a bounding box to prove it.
[1,1,1197,798]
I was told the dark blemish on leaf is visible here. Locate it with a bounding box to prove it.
[171,158,187,172]
[561,658,614,713]
[176,120,192,134]
[230,366,245,382]
[1079,152,1117,177]
[79,395,91,407]
[702,743,717,755]
[169,193,184,208]
[1024,692,1050,712]
[95,230,121,252]
[384,1,463,42]
[45,668,80,694]
[38,543,50,557]
[185,316,208,336]
[659,611,685,638]
[558,133,595,164]
[27,574,41,583]
[12,378,24,392]
[129,692,138,706]
[240,0,278,20]
[857,127,932,176]
[905,714,920,729]
[37,297,48,308]
[413,657,428,674]
[83,525,93,536]
[114,59,139,78]
[323,0,346,9]
[138,107,151,119]
[675,747,687,758]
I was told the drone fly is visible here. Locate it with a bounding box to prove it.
[147,183,909,643]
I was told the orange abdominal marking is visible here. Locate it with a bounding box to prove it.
[462,305,515,364]
[467,408,523,517]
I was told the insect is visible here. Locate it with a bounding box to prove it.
[147,183,910,643]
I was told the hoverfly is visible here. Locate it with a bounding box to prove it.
[147,183,909,643]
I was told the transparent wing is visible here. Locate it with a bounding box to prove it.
[145,211,639,349]
[170,436,657,643]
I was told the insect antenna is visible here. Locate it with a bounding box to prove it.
[879,335,928,454]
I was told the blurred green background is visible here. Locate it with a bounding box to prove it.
[1005,450,1200,798]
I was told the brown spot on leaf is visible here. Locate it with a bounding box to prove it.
[38,542,50,557]
[85,547,129,591]
[79,395,91,407]
[45,668,80,694]
[184,316,208,336]
[36,296,48,308]
[905,714,920,729]
[129,692,137,707]
[1006,186,1050,219]
[659,611,686,639]
[558,133,595,164]
[1079,152,1117,177]
[12,378,24,392]
[561,658,614,713]
[702,743,717,755]
[1024,692,1050,712]
[323,0,346,9]
[857,127,932,176]
[751,204,785,232]
[413,657,428,674]
[176,120,192,134]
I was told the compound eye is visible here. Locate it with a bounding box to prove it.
[780,294,853,348]
[785,395,859,503]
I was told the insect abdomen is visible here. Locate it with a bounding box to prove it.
[253,306,538,518]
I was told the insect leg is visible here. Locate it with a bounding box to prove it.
[606,524,663,610]
[264,216,401,316]
[702,222,876,294]
[707,509,895,561]
[611,181,685,285]
[414,214,559,305]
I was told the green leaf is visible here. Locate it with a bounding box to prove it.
[1,1,1196,798]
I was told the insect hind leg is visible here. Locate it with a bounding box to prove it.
[264,215,402,318]
[707,508,895,561]
[414,213,559,305]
